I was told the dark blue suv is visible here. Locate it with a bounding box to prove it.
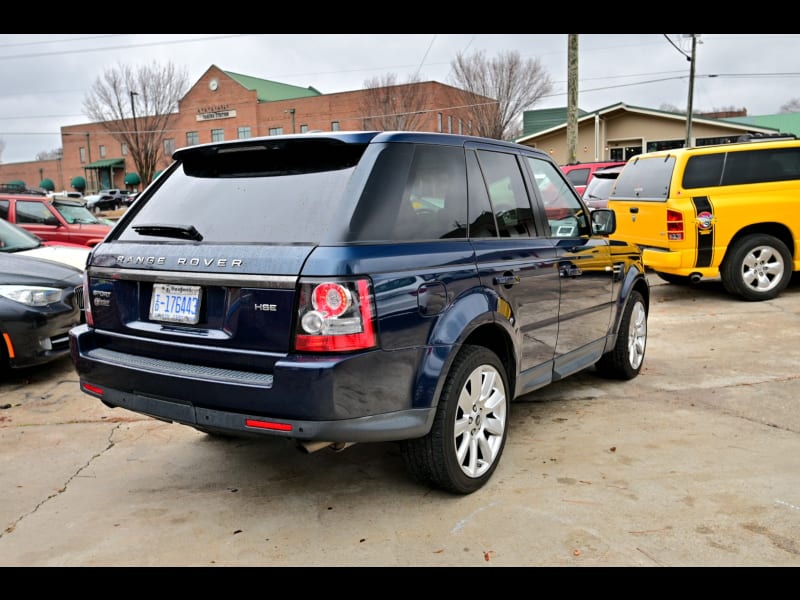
[69,131,649,494]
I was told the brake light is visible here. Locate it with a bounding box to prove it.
[666,209,684,241]
[294,278,376,352]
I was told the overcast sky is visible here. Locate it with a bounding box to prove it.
[1,33,799,164]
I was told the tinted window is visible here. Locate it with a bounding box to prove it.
[611,155,676,201]
[683,154,724,188]
[721,147,800,185]
[565,168,590,187]
[120,139,368,244]
[476,149,535,237]
[347,143,468,242]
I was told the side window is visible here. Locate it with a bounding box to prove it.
[475,149,535,237]
[394,145,468,240]
[467,151,498,238]
[0,200,8,220]
[346,144,467,242]
[524,156,589,238]
[16,201,58,225]
[722,147,800,185]
[684,154,724,188]
[565,167,590,188]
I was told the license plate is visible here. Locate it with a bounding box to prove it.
[149,283,201,324]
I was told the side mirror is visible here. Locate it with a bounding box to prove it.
[591,208,616,236]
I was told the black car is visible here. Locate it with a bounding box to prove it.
[0,253,84,374]
[70,131,650,494]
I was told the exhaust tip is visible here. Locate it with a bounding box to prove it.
[297,440,357,454]
[690,273,702,283]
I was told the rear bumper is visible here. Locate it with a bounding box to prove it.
[83,384,435,443]
[642,247,718,277]
[69,324,437,443]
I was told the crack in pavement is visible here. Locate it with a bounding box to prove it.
[1,422,124,538]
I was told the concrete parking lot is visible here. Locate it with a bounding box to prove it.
[1,274,799,566]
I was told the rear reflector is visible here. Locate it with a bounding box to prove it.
[82,382,104,395]
[245,418,293,432]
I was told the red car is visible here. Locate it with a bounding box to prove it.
[0,192,111,247]
[560,160,626,196]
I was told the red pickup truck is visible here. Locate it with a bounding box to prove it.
[0,192,111,247]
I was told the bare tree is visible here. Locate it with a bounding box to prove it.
[36,148,62,161]
[83,61,190,186]
[357,74,430,131]
[660,103,685,114]
[448,49,554,141]
[780,98,800,113]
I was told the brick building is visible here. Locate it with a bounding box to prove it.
[0,65,489,195]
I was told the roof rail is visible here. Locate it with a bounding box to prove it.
[736,132,797,142]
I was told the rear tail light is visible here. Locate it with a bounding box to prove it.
[82,271,94,326]
[294,277,376,352]
[666,209,684,241]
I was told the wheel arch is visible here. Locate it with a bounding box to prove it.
[722,222,795,268]
[415,289,517,412]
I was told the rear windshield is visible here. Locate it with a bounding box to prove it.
[117,138,368,244]
[611,155,676,201]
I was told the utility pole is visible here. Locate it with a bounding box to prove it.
[685,34,698,147]
[566,34,579,164]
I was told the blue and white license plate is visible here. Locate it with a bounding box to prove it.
[149,283,201,324]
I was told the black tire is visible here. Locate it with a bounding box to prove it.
[655,272,695,286]
[595,290,647,380]
[399,345,509,495]
[720,234,792,301]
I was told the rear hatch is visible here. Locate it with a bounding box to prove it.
[608,153,677,249]
[85,135,373,370]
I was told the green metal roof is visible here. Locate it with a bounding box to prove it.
[523,107,589,136]
[85,158,124,169]
[224,70,322,102]
[722,112,800,137]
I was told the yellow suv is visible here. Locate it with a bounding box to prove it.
[608,133,800,301]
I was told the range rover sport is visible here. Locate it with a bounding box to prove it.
[69,131,650,494]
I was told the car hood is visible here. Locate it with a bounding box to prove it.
[17,245,90,271]
[0,253,83,286]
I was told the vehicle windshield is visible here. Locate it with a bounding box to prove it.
[53,201,105,224]
[0,216,43,252]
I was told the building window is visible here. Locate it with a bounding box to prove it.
[79,147,86,163]
[448,115,453,133]
[300,124,309,133]
[211,129,225,142]
[237,126,251,139]
[99,145,107,159]
[437,113,443,133]
[121,143,128,156]
[164,138,176,156]
[645,139,683,153]
[362,118,372,130]
[186,131,199,146]
[458,119,463,135]
[331,121,340,131]
[268,127,283,136]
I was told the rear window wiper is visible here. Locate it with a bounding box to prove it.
[132,223,204,241]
